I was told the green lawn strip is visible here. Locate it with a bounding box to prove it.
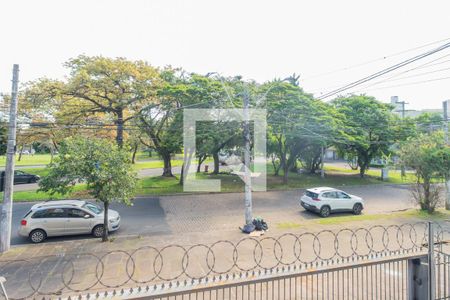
[135,152,185,161]
[11,158,186,174]
[323,165,416,184]
[132,160,184,171]
[20,167,50,177]
[276,209,450,229]
[135,169,411,197]
[3,184,88,202]
[9,166,416,201]
[0,154,53,167]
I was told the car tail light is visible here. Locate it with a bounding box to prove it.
[21,220,27,226]
[312,197,320,201]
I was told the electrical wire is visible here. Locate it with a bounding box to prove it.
[302,37,450,81]
[317,41,450,100]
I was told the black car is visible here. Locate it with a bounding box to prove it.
[0,170,40,185]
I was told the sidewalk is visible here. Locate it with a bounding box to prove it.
[0,216,442,299]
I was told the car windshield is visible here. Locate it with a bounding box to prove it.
[82,202,103,214]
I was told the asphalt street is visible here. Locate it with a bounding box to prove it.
[4,184,414,245]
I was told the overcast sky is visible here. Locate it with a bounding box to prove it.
[1,0,449,110]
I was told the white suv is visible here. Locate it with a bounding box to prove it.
[300,187,364,217]
[18,200,121,243]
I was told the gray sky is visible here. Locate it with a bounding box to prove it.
[1,0,449,110]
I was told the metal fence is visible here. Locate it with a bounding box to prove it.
[0,222,447,300]
[435,251,450,300]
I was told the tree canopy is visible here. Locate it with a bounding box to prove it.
[38,137,137,241]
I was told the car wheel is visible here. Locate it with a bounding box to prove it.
[92,225,105,238]
[319,206,331,218]
[353,203,363,215]
[28,178,35,184]
[29,229,46,243]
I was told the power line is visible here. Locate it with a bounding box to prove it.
[357,75,450,92]
[302,37,450,81]
[317,41,450,100]
[352,53,450,93]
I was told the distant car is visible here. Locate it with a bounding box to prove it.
[0,170,40,184]
[218,153,241,166]
[18,200,121,243]
[300,187,364,217]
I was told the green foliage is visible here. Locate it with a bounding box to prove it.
[399,132,450,213]
[264,81,340,182]
[38,137,137,240]
[0,123,7,155]
[39,137,137,202]
[333,95,398,177]
[414,112,444,134]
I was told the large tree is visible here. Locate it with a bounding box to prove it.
[265,81,339,183]
[25,56,161,148]
[399,132,450,213]
[333,95,397,178]
[63,55,162,147]
[38,137,137,241]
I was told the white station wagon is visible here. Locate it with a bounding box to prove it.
[300,187,364,217]
[18,200,121,243]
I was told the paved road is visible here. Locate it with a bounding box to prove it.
[4,184,414,245]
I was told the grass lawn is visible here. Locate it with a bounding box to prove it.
[0,154,54,166]
[135,166,416,197]
[1,184,89,202]
[323,165,416,183]
[135,152,184,161]
[7,162,417,202]
[0,152,187,168]
[20,167,51,177]
[132,160,184,171]
[276,208,450,229]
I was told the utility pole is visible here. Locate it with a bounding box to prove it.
[443,100,450,210]
[242,88,254,233]
[0,65,19,253]
[392,96,408,177]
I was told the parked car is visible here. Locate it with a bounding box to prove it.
[300,187,364,217]
[0,170,40,184]
[18,200,121,243]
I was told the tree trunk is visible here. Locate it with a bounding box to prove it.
[18,145,24,161]
[52,140,59,152]
[116,109,124,148]
[50,148,54,163]
[271,155,280,176]
[196,155,207,173]
[197,157,202,173]
[423,179,432,213]
[283,162,289,184]
[358,156,368,178]
[102,201,109,242]
[280,148,288,184]
[212,152,220,174]
[131,144,138,164]
[359,165,366,178]
[290,160,298,173]
[179,163,184,185]
[161,152,173,177]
